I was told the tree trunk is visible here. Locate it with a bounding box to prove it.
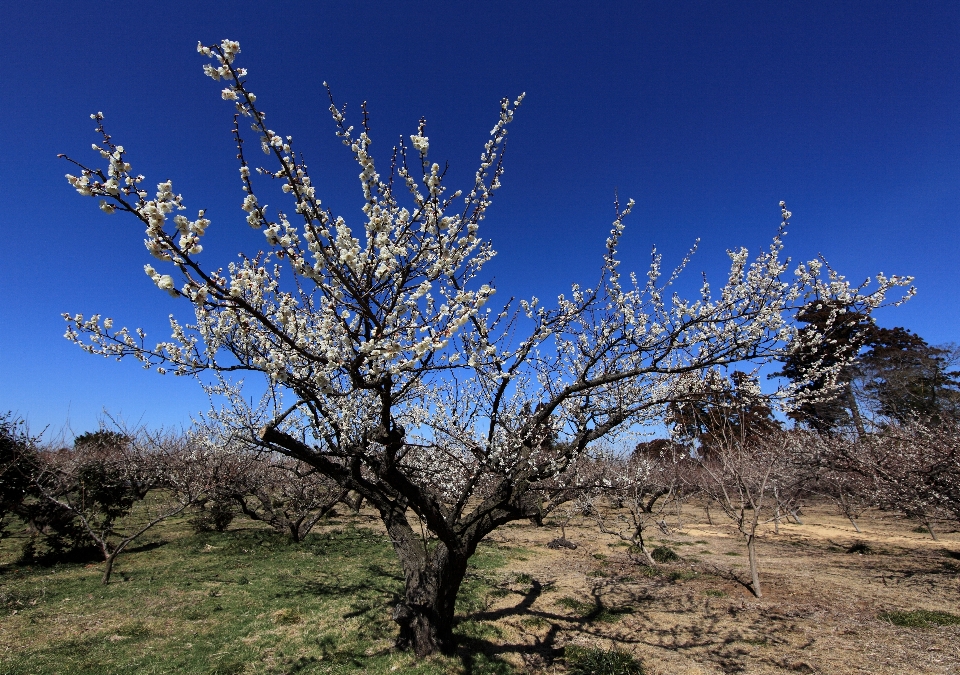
[704,502,713,526]
[846,381,867,439]
[848,516,861,533]
[631,525,656,567]
[102,551,117,585]
[924,519,939,541]
[392,541,469,656]
[639,542,656,567]
[746,534,762,598]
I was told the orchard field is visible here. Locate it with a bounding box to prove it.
[8,30,959,675]
[1,499,958,675]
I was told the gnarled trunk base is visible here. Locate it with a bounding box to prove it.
[391,542,470,657]
[393,598,455,656]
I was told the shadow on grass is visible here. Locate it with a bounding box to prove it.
[452,578,647,672]
[702,561,757,596]
[452,568,814,674]
[124,540,167,554]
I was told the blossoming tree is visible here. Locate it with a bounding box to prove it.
[60,40,912,655]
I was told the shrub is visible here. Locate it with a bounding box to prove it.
[189,498,236,533]
[846,541,872,554]
[651,545,680,563]
[0,413,41,540]
[565,646,645,675]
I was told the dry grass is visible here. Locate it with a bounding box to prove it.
[482,502,960,674]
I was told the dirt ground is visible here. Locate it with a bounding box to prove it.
[466,502,960,674]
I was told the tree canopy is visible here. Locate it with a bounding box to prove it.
[58,39,912,656]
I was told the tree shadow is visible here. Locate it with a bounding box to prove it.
[469,578,544,622]
[448,569,825,675]
[450,578,650,672]
[125,540,167,554]
[702,562,756,596]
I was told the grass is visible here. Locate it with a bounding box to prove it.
[879,610,960,628]
[564,646,645,675]
[556,597,634,623]
[0,518,516,675]
[667,569,699,582]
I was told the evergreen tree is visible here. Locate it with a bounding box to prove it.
[772,302,874,435]
[668,371,780,456]
[0,415,39,539]
[857,328,960,424]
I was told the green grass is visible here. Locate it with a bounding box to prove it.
[513,572,533,585]
[0,518,516,674]
[564,646,645,675]
[879,610,960,628]
[556,597,634,623]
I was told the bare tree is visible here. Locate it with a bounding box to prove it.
[35,429,200,584]
[590,444,690,565]
[59,39,911,654]
[812,422,960,539]
[695,428,797,598]
[179,437,248,532]
[801,440,871,533]
[232,454,347,542]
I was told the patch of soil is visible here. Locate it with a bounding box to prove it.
[479,502,960,674]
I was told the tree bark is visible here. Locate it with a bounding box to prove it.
[102,551,116,585]
[848,516,861,533]
[639,542,656,567]
[846,381,867,439]
[746,534,762,598]
[392,540,470,656]
[924,519,939,541]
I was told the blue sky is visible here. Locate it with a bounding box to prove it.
[2,1,958,435]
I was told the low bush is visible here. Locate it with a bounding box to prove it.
[651,546,679,563]
[565,646,645,675]
[188,498,236,533]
